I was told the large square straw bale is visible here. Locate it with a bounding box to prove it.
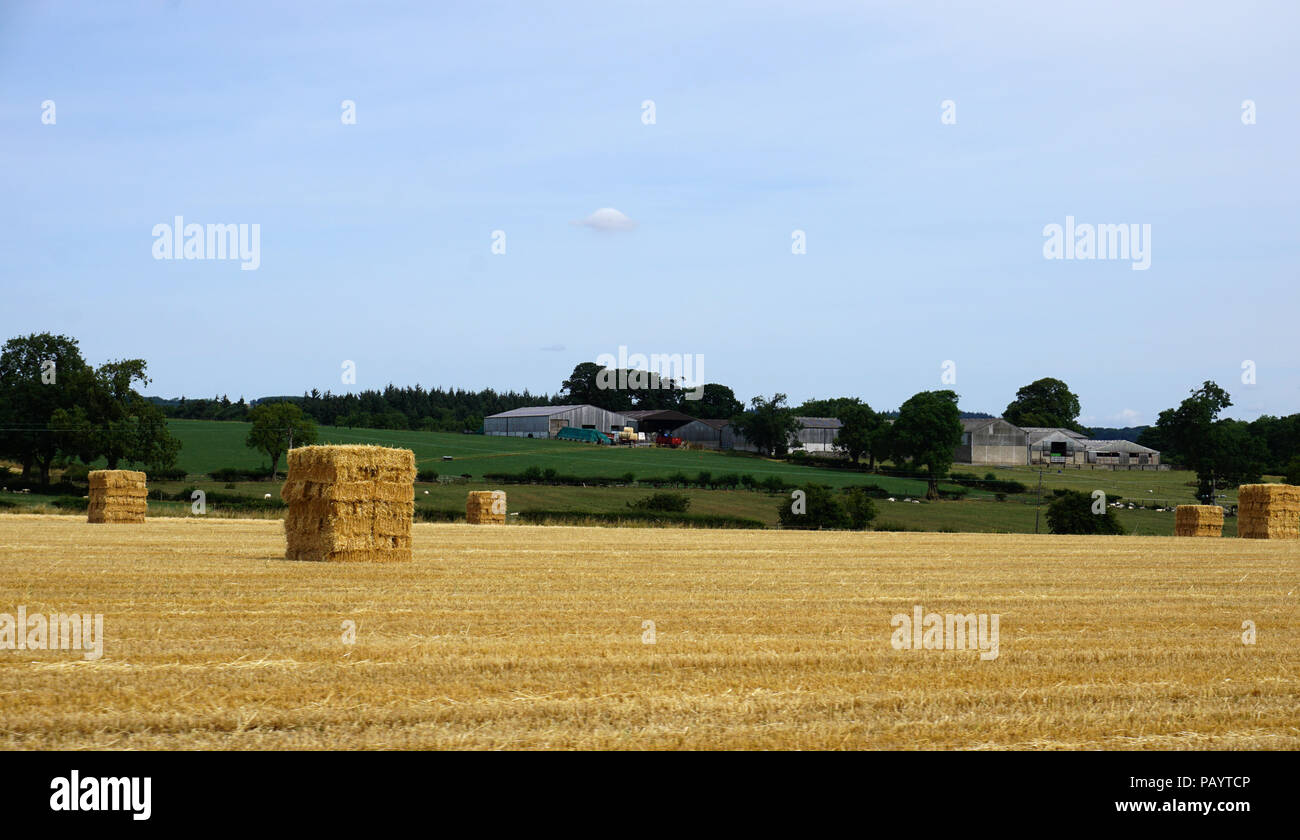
[87,469,147,524]
[1236,484,1300,539]
[281,446,415,561]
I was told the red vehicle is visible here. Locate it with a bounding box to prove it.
[654,434,683,448]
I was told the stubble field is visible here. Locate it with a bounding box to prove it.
[0,514,1296,750]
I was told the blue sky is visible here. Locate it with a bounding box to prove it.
[2,1,1297,425]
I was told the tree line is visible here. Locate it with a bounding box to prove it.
[4,336,1297,496]
[0,334,181,483]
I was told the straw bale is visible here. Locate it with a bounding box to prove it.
[466,490,506,525]
[1236,483,1300,539]
[281,446,415,561]
[1174,505,1223,537]
[87,470,148,523]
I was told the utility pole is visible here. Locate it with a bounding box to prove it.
[1034,468,1044,534]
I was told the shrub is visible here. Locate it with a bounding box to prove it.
[695,471,712,488]
[1286,456,1300,487]
[778,483,849,530]
[416,468,439,483]
[148,466,187,481]
[716,473,741,489]
[842,487,878,530]
[628,492,691,513]
[1045,490,1125,535]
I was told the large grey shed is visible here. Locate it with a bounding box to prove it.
[483,404,636,439]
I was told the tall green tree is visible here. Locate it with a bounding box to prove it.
[891,390,963,499]
[1003,377,1084,432]
[0,333,95,484]
[733,393,802,457]
[246,402,318,479]
[836,402,883,466]
[53,359,180,470]
[1150,381,1263,500]
[691,383,744,419]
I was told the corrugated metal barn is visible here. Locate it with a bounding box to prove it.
[726,416,841,453]
[483,404,635,439]
[792,416,842,453]
[674,418,731,449]
[953,418,1029,465]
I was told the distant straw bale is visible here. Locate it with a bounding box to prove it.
[1174,505,1223,537]
[466,490,506,525]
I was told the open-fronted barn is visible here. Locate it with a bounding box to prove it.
[1024,427,1090,465]
[1083,439,1160,467]
[483,404,635,438]
[621,409,699,436]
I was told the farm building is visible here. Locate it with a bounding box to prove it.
[622,409,699,436]
[953,418,1029,466]
[957,423,1162,468]
[1024,427,1090,465]
[1081,439,1160,467]
[483,404,635,439]
[673,418,732,449]
[727,416,843,454]
[792,416,842,452]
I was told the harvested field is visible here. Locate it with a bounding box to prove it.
[0,514,1297,750]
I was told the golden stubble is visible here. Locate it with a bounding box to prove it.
[0,514,1296,750]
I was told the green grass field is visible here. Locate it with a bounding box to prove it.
[162,419,937,493]
[6,419,1253,536]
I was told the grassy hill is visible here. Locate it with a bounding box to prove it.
[163,419,937,494]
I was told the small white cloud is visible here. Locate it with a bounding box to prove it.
[540,344,566,352]
[574,207,637,232]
